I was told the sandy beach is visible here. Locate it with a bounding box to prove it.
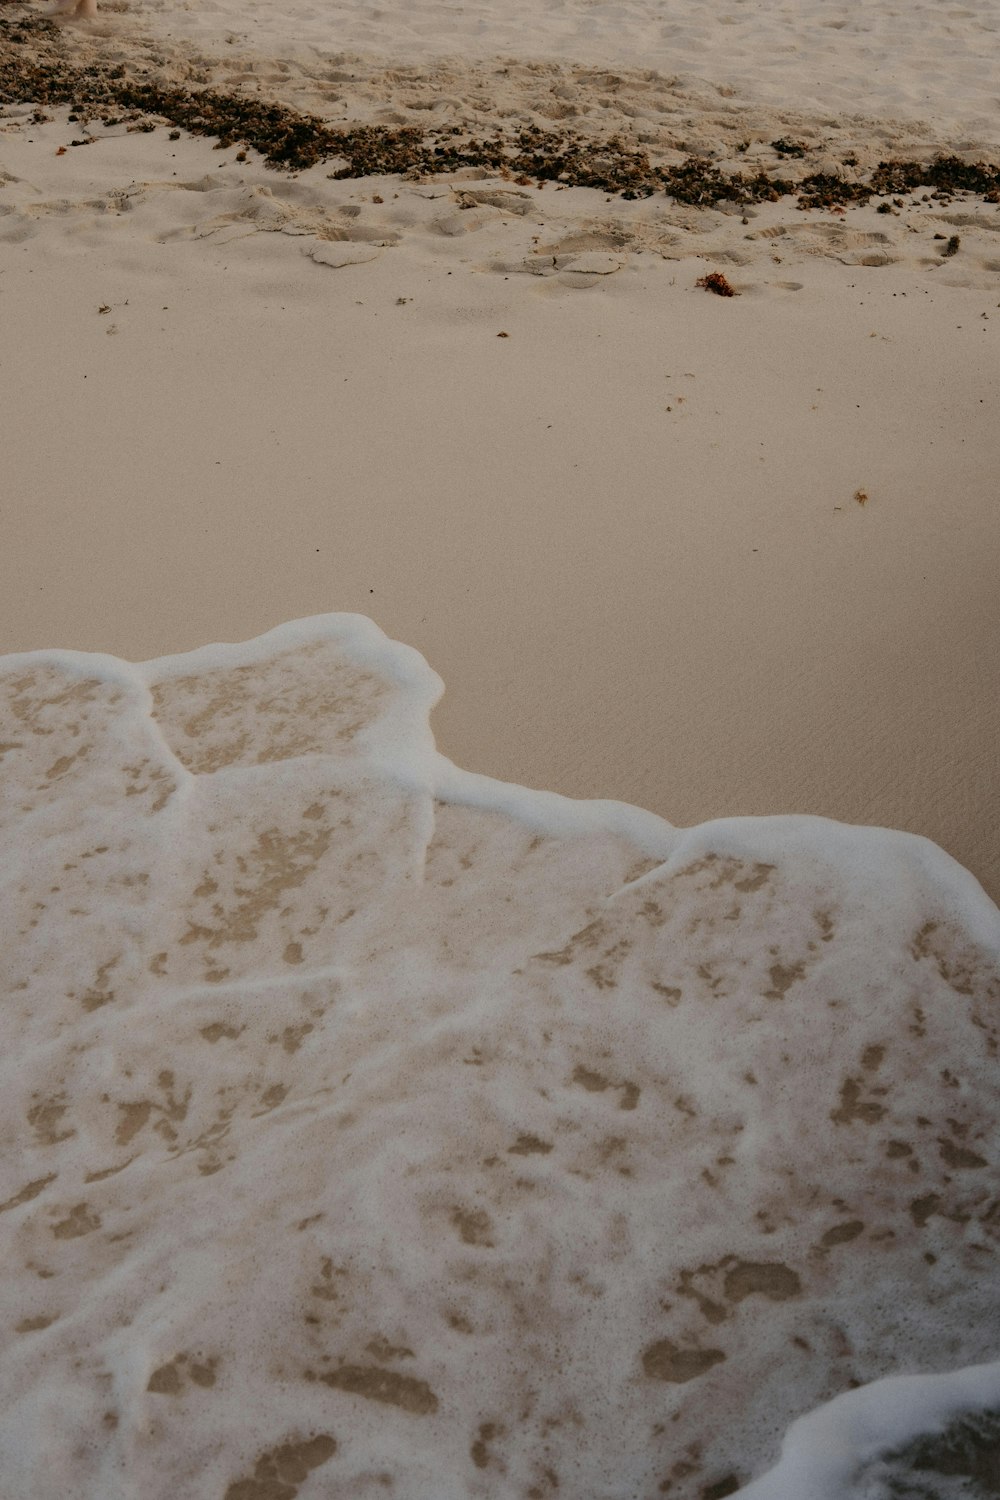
[2,1,999,898]
[2,0,999,1494]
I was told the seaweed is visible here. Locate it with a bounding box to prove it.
[696,272,738,297]
[2,18,999,208]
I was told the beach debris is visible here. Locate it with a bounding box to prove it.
[496,331,509,338]
[696,272,738,297]
[854,489,869,506]
[943,235,961,256]
[2,21,1000,210]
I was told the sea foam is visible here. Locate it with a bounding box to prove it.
[1,614,998,1499]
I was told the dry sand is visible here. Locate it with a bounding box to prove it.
[1,0,998,902]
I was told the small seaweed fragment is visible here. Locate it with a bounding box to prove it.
[854,488,869,506]
[771,138,807,158]
[696,272,738,297]
[942,234,961,257]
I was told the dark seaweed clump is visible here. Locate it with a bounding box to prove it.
[2,17,1000,208]
[696,272,738,296]
[877,1408,1000,1498]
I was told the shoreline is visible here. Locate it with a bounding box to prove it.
[2,3,999,906]
[3,3,1000,1493]
[2,93,998,900]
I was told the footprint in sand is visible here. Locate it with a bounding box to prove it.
[309,242,384,267]
[557,251,627,286]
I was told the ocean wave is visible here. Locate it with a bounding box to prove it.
[2,614,997,1498]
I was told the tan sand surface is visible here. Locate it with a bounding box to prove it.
[53,0,1000,140]
[1,3,998,901]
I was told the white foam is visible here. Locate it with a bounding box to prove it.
[736,1360,1000,1499]
[1,614,998,1499]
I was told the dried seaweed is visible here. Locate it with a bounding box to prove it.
[696,272,738,296]
[2,18,999,207]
